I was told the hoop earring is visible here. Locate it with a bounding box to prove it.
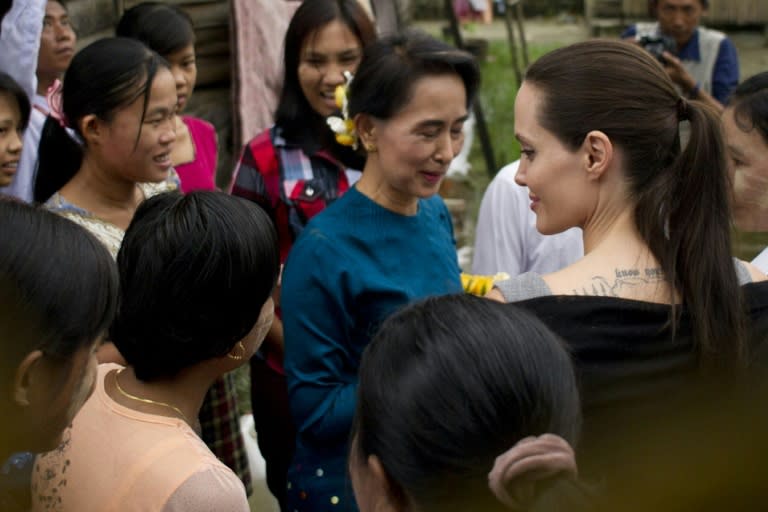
[227,341,246,360]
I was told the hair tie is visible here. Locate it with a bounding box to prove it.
[46,79,69,129]
[326,71,357,149]
[488,434,577,509]
[676,97,689,121]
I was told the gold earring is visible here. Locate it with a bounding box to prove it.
[227,341,246,360]
[364,142,377,153]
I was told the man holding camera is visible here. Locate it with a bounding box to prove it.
[623,0,738,112]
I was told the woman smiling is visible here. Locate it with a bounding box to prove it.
[280,30,479,512]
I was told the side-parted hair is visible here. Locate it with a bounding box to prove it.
[348,29,480,120]
[275,0,376,161]
[110,191,280,381]
[116,2,195,56]
[35,37,169,203]
[524,40,743,366]
[0,197,117,382]
[353,294,581,512]
[728,71,768,145]
[0,72,30,132]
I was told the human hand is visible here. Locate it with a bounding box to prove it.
[661,51,696,93]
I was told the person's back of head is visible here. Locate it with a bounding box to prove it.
[351,294,582,512]
[524,39,744,368]
[0,197,118,457]
[110,191,279,381]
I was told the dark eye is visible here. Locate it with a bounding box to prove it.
[521,149,536,161]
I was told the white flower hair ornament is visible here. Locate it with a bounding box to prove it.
[326,71,357,148]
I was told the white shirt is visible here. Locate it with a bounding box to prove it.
[751,248,768,275]
[472,160,584,276]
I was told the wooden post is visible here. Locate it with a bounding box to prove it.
[443,0,497,178]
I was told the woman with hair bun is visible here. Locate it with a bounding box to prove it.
[351,294,585,512]
[36,37,179,258]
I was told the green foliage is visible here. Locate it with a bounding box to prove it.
[468,40,562,186]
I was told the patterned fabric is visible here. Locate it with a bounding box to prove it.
[230,125,361,264]
[44,171,252,494]
[199,373,253,496]
[43,172,180,259]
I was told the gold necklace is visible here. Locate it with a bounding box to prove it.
[113,368,189,423]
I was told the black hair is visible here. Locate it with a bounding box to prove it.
[0,197,118,383]
[34,37,169,203]
[650,0,708,10]
[116,2,195,56]
[524,40,744,367]
[274,0,376,167]
[728,71,768,145]
[353,294,581,512]
[110,191,280,381]
[0,72,30,132]
[348,29,480,120]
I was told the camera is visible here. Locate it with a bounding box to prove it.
[638,35,677,64]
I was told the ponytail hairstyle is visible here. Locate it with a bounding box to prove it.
[275,0,376,169]
[116,2,195,56]
[728,71,768,144]
[34,37,169,203]
[352,294,582,512]
[524,40,744,366]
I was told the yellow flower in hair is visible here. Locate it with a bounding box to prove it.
[326,71,357,148]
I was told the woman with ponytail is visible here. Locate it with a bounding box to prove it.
[36,37,179,258]
[351,294,586,512]
[486,40,768,480]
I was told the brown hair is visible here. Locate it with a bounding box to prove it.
[525,40,744,366]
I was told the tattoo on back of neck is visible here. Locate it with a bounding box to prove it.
[572,267,665,297]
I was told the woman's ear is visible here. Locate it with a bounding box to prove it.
[355,113,377,149]
[581,130,613,182]
[368,454,407,512]
[13,350,44,407]
[78,114,102,145]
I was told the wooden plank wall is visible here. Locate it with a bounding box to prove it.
[68,0,234,187]
[622,0,768,24]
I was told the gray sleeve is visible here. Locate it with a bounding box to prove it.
[494,272,552,302]
[162,467,250,512]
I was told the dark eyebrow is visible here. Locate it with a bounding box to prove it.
[146,107,173,118]
[416,120,445,129]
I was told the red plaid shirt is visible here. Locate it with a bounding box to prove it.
[230,126,361,263]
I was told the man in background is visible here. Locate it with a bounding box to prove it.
[623,0,738,111]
